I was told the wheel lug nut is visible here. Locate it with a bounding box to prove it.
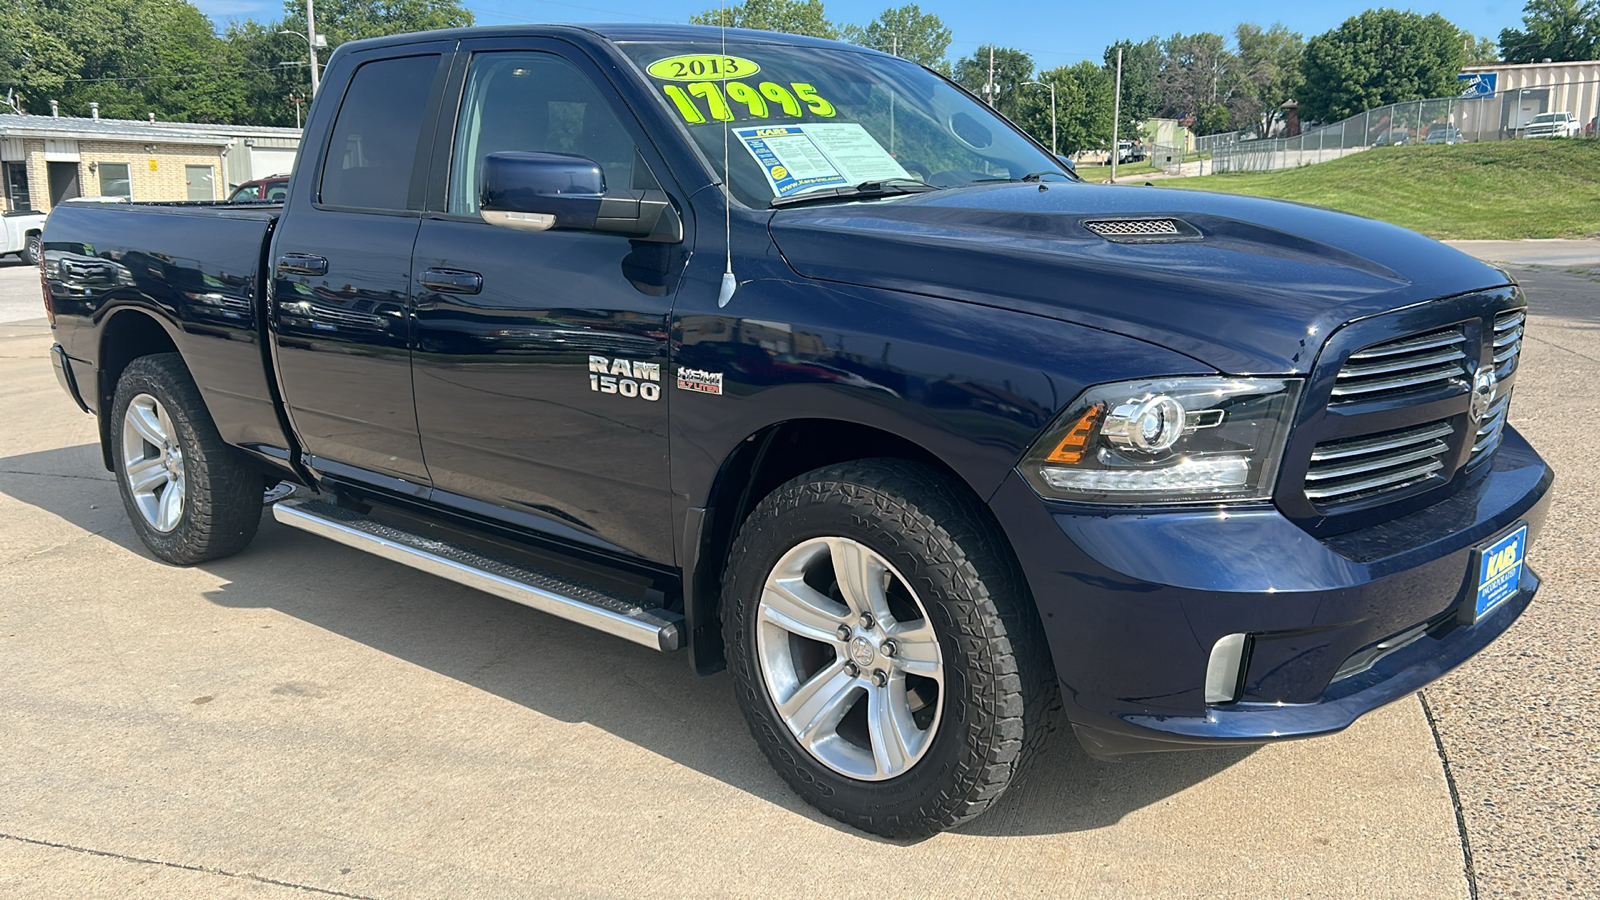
[844,662,861,677]
[881,640,897,658]
[837,625,853,641]
[871,669,888,687]
[859,613,875,629]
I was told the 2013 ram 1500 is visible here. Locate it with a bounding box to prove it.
[42,24,1552,838]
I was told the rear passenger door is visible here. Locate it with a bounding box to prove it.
[407,39,689,563]
[270,46,451,490]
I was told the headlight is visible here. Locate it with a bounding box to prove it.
[1020,376,1301,504]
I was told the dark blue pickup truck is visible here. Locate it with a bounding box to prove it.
[42,24,1551,837]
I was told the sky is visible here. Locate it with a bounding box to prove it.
[199,0,1530,72]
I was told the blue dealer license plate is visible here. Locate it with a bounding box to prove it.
[1473,524,1527,622]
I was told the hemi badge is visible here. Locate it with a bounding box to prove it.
[677,367,724,395]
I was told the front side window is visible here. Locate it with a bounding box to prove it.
[448,52,642,215]
[617,40,1066,207]
[321,54,440,210]
[98,162,131,199]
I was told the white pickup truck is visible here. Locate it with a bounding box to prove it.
[2,209,46,265]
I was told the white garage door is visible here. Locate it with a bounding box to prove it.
[249,148,299,180]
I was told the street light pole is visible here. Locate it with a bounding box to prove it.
[1111,47,1123,182]
[306,0,321,95]
[1022,80,1056,156]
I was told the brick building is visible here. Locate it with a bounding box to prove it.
[0,111,302,213]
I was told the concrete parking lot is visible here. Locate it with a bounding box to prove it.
[0,244,1595,899]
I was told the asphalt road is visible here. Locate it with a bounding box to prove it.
[0,244,1594,899]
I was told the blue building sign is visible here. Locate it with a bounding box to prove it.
[1459,73,1498,98]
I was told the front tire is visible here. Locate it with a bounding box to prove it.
[19,233,40,267]
[722,459,1056,837]
[111,353,261,564]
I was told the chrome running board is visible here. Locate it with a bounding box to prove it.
[272,498,684,652]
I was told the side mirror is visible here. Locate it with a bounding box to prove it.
[480,151,604,233]
[1056,154,1077,174]
[480,151,683,243]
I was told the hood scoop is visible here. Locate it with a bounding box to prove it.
[1083,217,1202,244]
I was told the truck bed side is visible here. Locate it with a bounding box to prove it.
[43,201,297,472]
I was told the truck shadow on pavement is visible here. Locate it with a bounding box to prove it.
[1,444,1254,842]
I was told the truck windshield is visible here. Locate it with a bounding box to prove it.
[617,39,1069,207]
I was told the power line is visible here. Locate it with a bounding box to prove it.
[12,65,299,86]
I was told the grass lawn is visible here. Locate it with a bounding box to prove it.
[1071,159,1163,182]
[1164,140,1600,240]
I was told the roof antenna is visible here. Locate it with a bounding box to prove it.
[716,0,738,308]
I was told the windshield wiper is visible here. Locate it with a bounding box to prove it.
[769,179,940,208]
[970,171,1074,184]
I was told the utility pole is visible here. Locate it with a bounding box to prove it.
[307,0,321,95]
[987,46,995,107]
[1111,47,1123,182]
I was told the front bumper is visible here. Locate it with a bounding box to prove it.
[51,343,93,414]
[992,426,1552,759]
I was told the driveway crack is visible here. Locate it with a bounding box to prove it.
[1418,691,1479,900]
[0,831,377,899]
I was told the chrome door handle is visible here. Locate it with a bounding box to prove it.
[276,253,328,277]
[418,268,483,295]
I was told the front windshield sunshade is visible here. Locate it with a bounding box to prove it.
[617,41,1069,207]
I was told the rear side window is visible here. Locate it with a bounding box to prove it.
[320,54,440,210]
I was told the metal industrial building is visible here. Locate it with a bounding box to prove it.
[1457,59,1600,139]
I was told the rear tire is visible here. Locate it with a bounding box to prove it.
[722,459,1057,838]
[111,353,261,564]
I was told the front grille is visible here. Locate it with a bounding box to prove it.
[1492,309,1524,378]
[1305,420,1454,508]
[1084,218,1180,237]
[1331,326,1469,403]
[1470,389,1512,465]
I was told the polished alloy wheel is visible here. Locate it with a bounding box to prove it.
[121,393,186,533]
[756,536,944,780]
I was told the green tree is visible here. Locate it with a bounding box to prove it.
[840,4,951,70]
[1104,37,1160,138]
[1232,23,1303,136]
[1499,0,1600,63]
[280,0,474,57]
[1019,61,1115,155]
[0,1,80,113]
[1156,32,1239,134]
[1463,33,1500,64]
[1299,9,1468,122]
[690,0,839,39]
[225,19,312,127]
[953,45,1033,121]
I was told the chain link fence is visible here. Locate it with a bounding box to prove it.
[1211,80,1600,174]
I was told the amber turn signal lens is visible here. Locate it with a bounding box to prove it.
[1045,405,1102,464]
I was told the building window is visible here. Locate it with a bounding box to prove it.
[3,162,30,211]
[98,162,132,200]
[185,165,214,201]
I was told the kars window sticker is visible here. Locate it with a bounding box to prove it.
[735,124,910,199]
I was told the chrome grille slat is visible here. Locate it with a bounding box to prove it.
[1470,389,1513,460]
[1492,327,1523,349]
[1304,439,1449,481]
[1493,309,1525,379]
[1305,418,1455,508]
[1308,422,1454,462]
[1337,347,1466,379]
[1330,362,1467,397]
[1304,459,1446,501]
[1346,328,1463,360]
[1332,326,1468,403]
